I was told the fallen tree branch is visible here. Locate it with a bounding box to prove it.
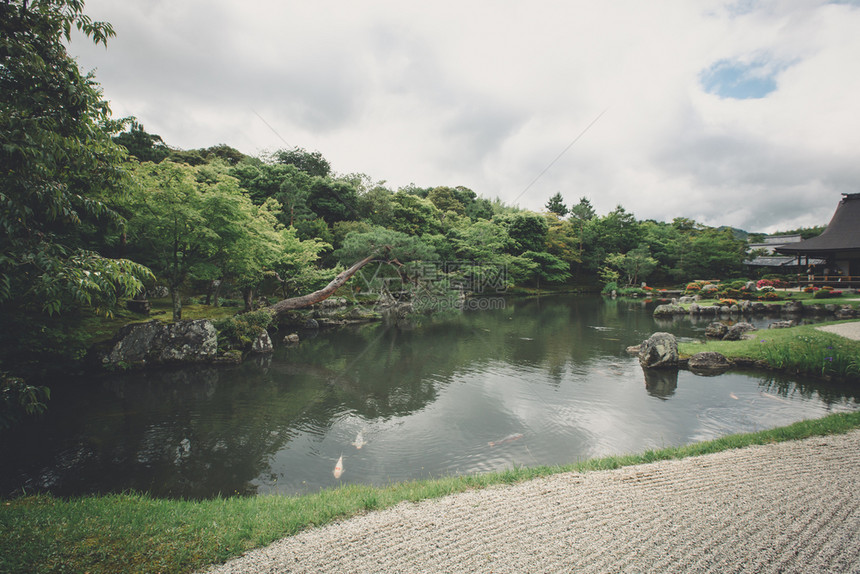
[266,254,378,317]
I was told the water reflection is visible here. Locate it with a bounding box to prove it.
[643,369,678,399]
[0,295,857,499]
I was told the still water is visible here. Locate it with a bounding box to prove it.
[1,295,857,499]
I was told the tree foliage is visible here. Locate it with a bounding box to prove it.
[0,0,152,318]
[545,192,569,217]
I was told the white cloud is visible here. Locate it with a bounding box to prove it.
[70,0,860,232]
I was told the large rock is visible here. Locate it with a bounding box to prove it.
[250,330,274,354]
[638,332,678,369]
[653,304,683,317]
[101,319,218,368]
[157,320,218,363]
[723,322,755,341]
[705,322,728,339]
[101,320,163,365]
[782,301,803,314]
[687,352,732,375]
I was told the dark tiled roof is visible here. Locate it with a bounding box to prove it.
[745,256,824,267]
[777,193,860,255]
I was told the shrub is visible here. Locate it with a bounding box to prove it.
[214,310,273,351]
[757,278,788,289]
[685,282,702,292]
[814,289,843,299]
[804,286,819,293]
[718,288,743,299]
[601,281,618,295]
[698,284,718,299]
[759,291,780,301]
[718,298,738,306]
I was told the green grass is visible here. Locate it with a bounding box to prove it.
[690,291,858,306]
[3,411,860,574]
[679,321,860,379]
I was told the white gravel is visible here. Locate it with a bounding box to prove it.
[201,430,860,573]
[817,320,860,341]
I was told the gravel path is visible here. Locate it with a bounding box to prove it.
[817,320,860,341]
[203,430,860,573]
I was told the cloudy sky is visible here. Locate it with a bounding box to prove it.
[69,0,860,233]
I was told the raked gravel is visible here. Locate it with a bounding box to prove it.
[202,430,860,573]
[817,320,860,341]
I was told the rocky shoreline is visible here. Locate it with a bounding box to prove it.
[653,298,859,320]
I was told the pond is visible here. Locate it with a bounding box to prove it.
[1,295,857,499]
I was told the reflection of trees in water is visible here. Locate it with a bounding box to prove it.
[757,373,860,408]
[1,366,327,499]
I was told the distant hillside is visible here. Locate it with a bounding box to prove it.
[717,226,750,241]
[726,225,826,243]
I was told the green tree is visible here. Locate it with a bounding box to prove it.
[427,186,466,215]
[307,177,359,222]
[605,245,658,286]
[545,192,569,217]
[112,121,170,163]
[1,0,152,420]
[465,197,494,221]
[520,250,571,288]
[545,215,581,269]
[274,147,331,177]
[680,227,746,279]
[497,212,549,254]
[357,186,395,225]
[120,162,212,319]
[0,0,151,316]
[388,192,443,235]
[569,197,596,221]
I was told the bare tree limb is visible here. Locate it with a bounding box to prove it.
[266,254,378,317]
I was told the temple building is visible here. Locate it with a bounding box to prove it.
[776,192,860,282]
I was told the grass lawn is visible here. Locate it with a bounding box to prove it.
[2,412,860,574]
[679,320,860,380]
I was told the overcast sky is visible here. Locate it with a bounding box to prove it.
[69,0,860,233]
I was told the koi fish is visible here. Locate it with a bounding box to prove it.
[333,454,344,479]
[761,391,791,404]
[352,430,367,449]
[729,392,739,400]
[488,433,524,447]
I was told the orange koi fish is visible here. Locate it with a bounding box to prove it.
[488,433,524,447]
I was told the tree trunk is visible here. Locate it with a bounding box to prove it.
[267,255,377,318]
[213,280,222,307]
[171,287,182,321]
[242,286,254,313]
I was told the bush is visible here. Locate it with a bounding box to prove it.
[813,289,843,299]
[759,291,780,301]
[214,310,273,351]
[758,285,776,293]
[698,284,718,299]
[718,298,738,306]
[718,288,743,299]
[601,281,618,295]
